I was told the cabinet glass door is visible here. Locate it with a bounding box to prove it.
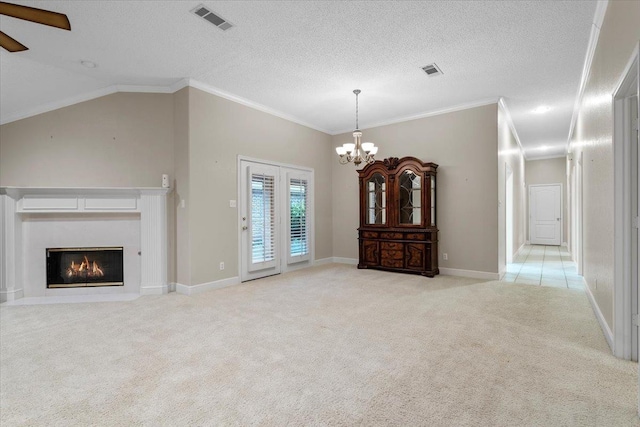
[366,173,386,224]
[399,170,422,225]
[430,175,436,226]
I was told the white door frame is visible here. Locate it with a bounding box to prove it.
[237,156,315,282]
[506,163,514,264]
[576,152,584,275]
[529,184,563,246]
[613,42,639,361]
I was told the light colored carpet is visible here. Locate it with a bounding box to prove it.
[1,264,638,426]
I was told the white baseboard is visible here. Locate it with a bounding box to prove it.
[562,242,568,247]
[439,268,500,280]
[176,276,240,296]
[168,282,176,292]
[583,277,614,352]
[314,257,334,266]
[140,285,169,295]
[0,288,24,303]
[332,257,359,265]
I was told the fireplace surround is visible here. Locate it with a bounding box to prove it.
[0,187,169,302]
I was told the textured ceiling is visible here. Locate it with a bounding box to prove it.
[0,1,598,159]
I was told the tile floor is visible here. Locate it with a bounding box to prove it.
[501,245,584,290]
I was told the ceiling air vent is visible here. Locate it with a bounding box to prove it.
[421,63,443,77]
[192,5,234,31]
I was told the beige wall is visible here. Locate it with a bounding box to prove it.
[569,0,640,330]
[525,157,568,243]
[331,104,499,274]
[0,93,174,188]
[498,105,526,274]
[0,88,334,288]
[0,92,178,283]
[186,87,333,285]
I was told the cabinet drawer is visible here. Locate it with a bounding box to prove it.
[362,231,379,239]
[381,242,403,251]
[405,233,426,240]
[380,232,403,239]
[381,259,404,268]
[382,249,403,260]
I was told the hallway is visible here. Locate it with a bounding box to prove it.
[502,245,584,290]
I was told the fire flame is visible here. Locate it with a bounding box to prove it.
[67,256,104,278]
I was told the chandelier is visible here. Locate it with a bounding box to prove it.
[335,89,378,166]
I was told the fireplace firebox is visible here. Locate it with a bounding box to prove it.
[46,247,124,288]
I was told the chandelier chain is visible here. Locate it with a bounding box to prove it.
[355,91,359,130]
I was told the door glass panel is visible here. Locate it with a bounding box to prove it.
[251,173,276,265]
[430,176,436,226]
[366,173,386,224]
[399,170,421,225]
[289,177,308,259]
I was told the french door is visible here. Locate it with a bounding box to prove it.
[239,159,313,282]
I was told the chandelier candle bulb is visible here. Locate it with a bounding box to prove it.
[362,142,374,152]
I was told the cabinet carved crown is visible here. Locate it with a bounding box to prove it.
[357,156,439,277]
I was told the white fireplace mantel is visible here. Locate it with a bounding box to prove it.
[0,187,170,302]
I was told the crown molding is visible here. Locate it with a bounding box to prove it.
[497,97,527,160]
[566,0,608,151]
[115,84,176,93]
[0,77,331,134]
[330,97,500,135]
[2,79,497,136]
[525,153,567,161]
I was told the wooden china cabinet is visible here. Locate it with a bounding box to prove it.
[357,156,439,277]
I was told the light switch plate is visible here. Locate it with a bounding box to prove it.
[229,200,236,208]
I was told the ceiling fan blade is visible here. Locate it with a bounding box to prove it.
[0,2,70,31]
[0,31,28,52]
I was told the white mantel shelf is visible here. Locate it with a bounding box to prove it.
[0,187,170,302]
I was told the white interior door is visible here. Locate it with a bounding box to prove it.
[240,161,281,281]
[530,184,562,245]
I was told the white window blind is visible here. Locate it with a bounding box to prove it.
[251,173,276,265]
[288,176,310,262]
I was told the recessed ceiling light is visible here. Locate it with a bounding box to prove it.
[81,60,97,69]
[532,106,551,114]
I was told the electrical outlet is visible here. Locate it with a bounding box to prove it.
[443,253,448,261]
[229,200,236,208]
[180,199,186,208]
[219,262,225,270]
